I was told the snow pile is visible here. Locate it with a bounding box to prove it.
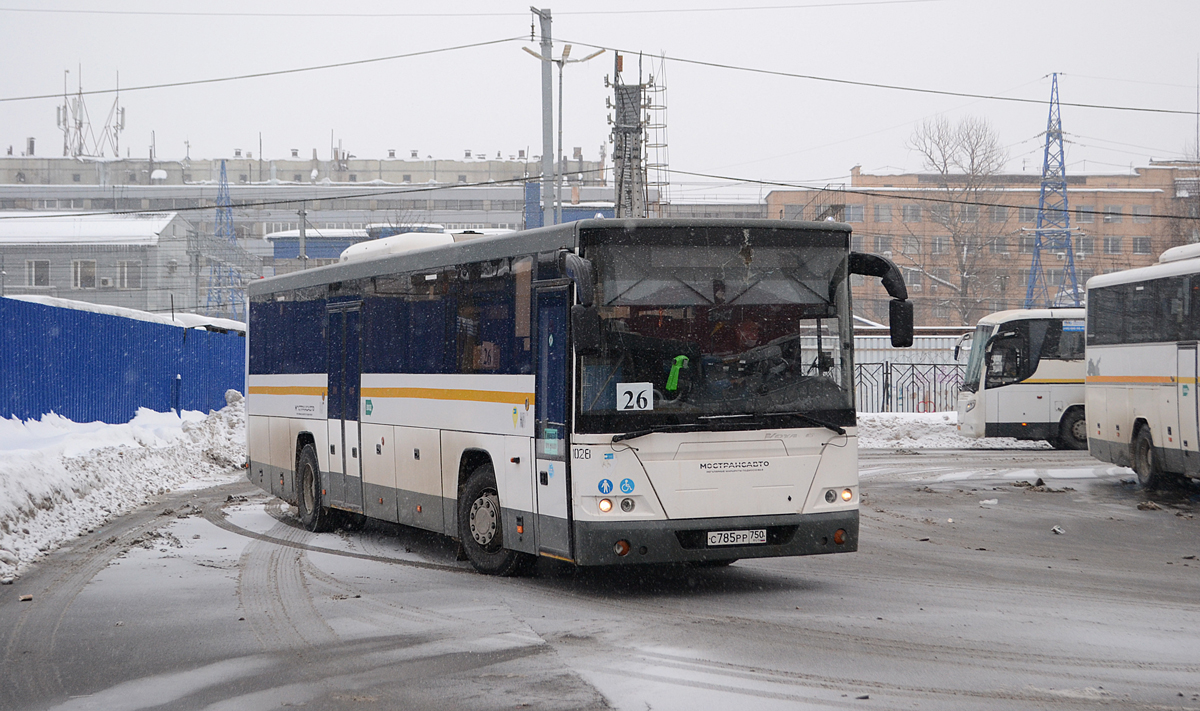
[0,391,246,582]
[858,411,1051,450]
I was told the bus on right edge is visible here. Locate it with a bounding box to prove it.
[1086,242,1200,488]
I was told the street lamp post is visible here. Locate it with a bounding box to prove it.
[524,39,603,225]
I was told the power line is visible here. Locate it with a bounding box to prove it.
[559,39,1199,117]
[665,167,1200,221]
[0,36,527,103]
[0,1,940,19]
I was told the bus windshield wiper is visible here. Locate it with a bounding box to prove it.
[611,422,708,443]
[766,411,846,436]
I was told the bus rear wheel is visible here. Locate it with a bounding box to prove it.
[1133,427,1164,489]
[1057,408,1088,450]
[296,444,332,532]
[458,463,534,576]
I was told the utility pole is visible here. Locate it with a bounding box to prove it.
[531,7,555,225]
[298,202,308,271]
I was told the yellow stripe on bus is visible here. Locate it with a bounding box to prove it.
[1086,375,1177,385]
[248,386,327,396]
[1022,379,1085,384]
[360,387,534,406]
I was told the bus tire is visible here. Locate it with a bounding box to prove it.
[1058,408,1088,450]
[1133,427,1163,489]
[458,463,534,576]
[295,444,332,532]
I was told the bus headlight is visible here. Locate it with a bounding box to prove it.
[598,498,613,513]
[620,498,635,512]
[825,489,836,503]
[965,400,976,413]
[841,488,854,502]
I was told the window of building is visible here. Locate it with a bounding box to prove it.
[873,204,892,223]
[960,204,979,223]
[457,174,468,183]
[239,174,248,184]
[403,174,412,183]
[1075,205,1094,223]
[874,235,892,253]
[902,204,922,223]
[1103,205,1123,223]
[25,260,49,287]
[293,174,303,182]
[904,268,924,292]
[1131,236,1153,255]
[349,174,357,182]
[1019,206,1038,223]
[930,235,948,254]
[900,235,920,255]
[989,236,1009,254]
[843,205,864,223]
[1019,235,1036,253]
[1132,205,1151,224]
[850,273,866,286]
[1076,236,1093,255]
[989,205,1008,223]
[118,261,142,289]
[931,267,951,292]
[72,173,81,182]
[1104,236,1123,254]
[851,235,864,252]
[72,260,96,289]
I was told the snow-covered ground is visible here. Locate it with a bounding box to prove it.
[0,407,1044,583]
[0,391,246,583]
[856,411,1052,450]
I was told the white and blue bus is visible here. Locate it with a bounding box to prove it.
[1086,243,1200,487]
[246,219,912,574]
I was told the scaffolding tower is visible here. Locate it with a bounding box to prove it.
[645,55,670,214]
[1024,73,1082,308]
[609,53,648,218]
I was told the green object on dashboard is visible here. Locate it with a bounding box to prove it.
[666,355,690,392]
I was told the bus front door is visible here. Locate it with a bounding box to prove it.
[1179,345,1198,459]
[534,286,572,560]
[326,302,364,513]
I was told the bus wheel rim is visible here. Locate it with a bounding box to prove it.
[469,493,500,547]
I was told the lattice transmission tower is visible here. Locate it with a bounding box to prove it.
[205,160,246,320]
[1024,73,1082,308]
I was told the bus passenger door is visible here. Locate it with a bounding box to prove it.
[1179,345,1198,457]
[534,286,571,560]
[327,302,364,512]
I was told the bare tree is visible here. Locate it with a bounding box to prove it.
[907,116,1014,325]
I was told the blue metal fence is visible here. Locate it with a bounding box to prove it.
[1,298,245,424]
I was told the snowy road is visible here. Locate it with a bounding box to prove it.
[2,449,1198,711]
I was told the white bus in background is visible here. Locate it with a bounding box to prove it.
[956,308,1088,449]
[245,218,913,575]
[1086,243,1200,487]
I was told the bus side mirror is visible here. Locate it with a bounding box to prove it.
[561,252,595,307]
[889,299,913,347]
[572,305,602,355]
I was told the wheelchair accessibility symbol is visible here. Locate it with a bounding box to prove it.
[620,478,635,494]
[598,479,613,495]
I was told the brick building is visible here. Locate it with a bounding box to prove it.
[766,161,1200,327]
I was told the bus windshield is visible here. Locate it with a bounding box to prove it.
[961,323,994,393]
[577,226,853,434]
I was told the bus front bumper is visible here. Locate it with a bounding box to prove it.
[571,510,858,566]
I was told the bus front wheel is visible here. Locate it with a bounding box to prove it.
[1133,427,1164,489]
[1057,408,1088,450]
[296,444,332,532]
[458,463,535,576]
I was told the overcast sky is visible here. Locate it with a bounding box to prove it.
[2,0,1198,200]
